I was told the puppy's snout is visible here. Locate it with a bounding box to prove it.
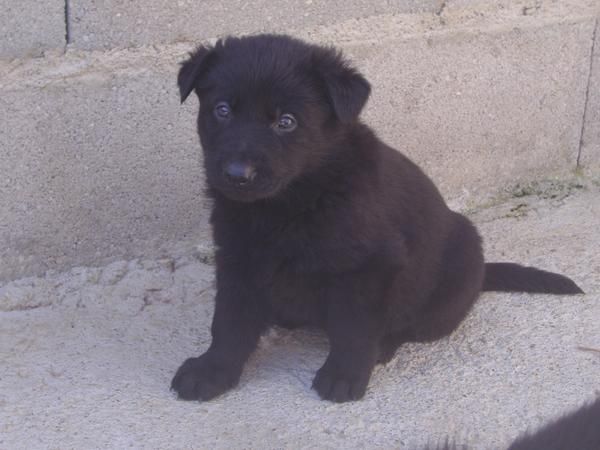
[223,162,257,186]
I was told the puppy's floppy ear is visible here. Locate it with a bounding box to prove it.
[312,48,371,123]
[178,44,217,103]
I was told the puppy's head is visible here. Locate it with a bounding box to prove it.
[178,34,370,202]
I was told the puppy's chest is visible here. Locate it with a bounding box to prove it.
[260,265,327,328]
[222,211,332,327]
[248,250,327,328]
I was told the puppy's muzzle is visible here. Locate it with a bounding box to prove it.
[223,162,257,186]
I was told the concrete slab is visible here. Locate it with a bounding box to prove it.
[446,0,598,14]
[0,48,211,282]
[580,18,600,170]
[350,18,595,209]
[0,0,65,59]
[1,183,598,449]
[68,0,442,51]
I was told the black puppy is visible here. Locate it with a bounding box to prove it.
[428,397,600,449]
[171,34,583,403]
[506,397,600,450]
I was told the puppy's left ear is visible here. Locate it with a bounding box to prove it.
[312,48,371,123]
[178,44,217,103]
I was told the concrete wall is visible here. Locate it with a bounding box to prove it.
[1,0,599,282]
[0,61,210,282]
[68,0,443,51]
[0,0,65,59]
[581,18,600,168]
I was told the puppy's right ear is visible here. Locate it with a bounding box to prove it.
[178,45,217,103]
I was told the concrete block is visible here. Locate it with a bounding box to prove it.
[0,49,211,281]
[0,0,65,59]
[352,18,595,207]
[580,19,600,170]
[68,0,442,50]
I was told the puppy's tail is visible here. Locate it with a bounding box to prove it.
[482,262,584,294]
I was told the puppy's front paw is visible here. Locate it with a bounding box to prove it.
[171,354,240,401]
[312,360,370,403]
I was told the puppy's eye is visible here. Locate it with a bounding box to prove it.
[214,102,232,120]
[276,113,297,132]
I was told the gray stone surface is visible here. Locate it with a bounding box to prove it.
[581,18,600,170]
[338,17,595,209]
[0,0,65,59]
[1,185,598,448]
[68,0,443,51]
[447,0,598,14]
[0,47,210,282]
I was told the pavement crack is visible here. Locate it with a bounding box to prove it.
[64,0,71,47]
[522,1,542,16]
[2,302,52,312]
[435,0,448,25]
[577,18,598,168]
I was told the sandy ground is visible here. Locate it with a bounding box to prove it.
[1,181,599,449]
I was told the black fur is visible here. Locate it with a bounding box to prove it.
[171,34,584,403]
[507,398,600,450]
[425,398,600,450]
[483,263,584,294]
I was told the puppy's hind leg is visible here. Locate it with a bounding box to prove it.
[413,214,485,342]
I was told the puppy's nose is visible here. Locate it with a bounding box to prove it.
[223,162,256,185]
